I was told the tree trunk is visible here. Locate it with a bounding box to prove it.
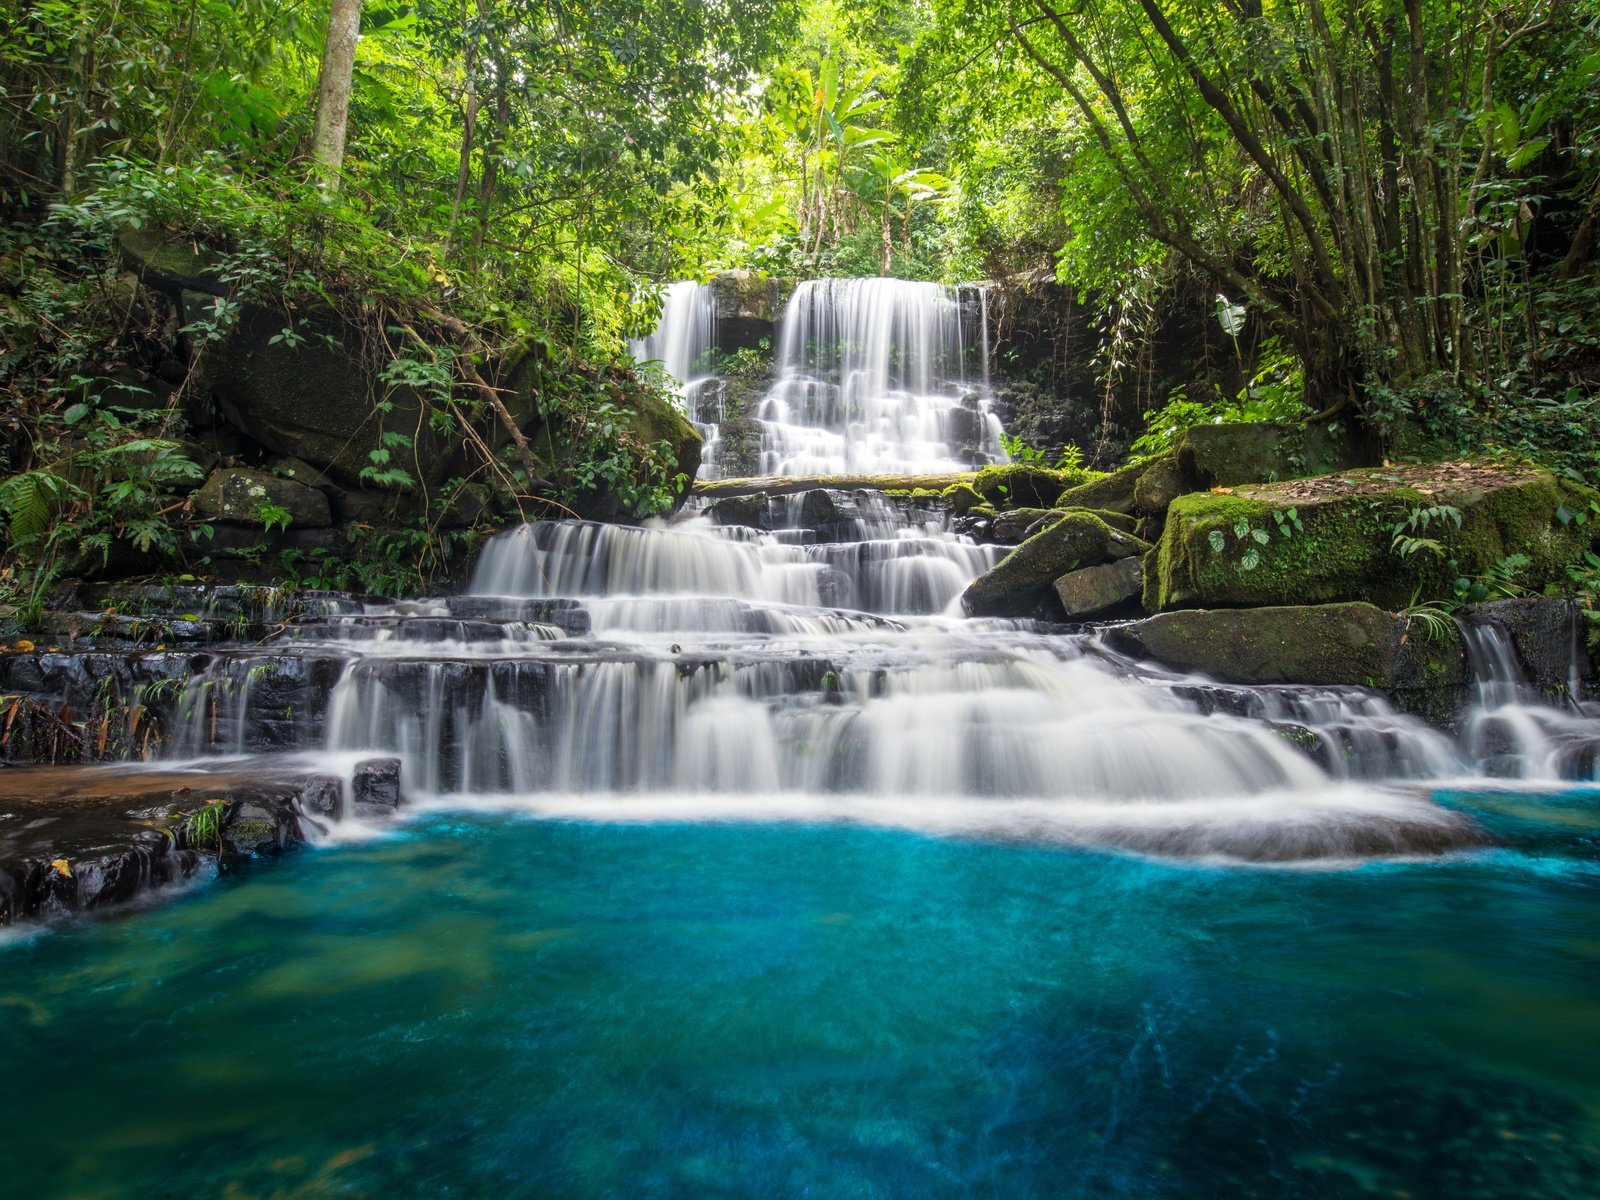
[880,199,892,275]
[311,0,363,185]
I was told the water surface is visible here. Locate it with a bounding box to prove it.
[4,807,1598,1198]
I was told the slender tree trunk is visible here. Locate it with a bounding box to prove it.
[448,1,481,244]
[311,0,362,185]
[880,198,892,275]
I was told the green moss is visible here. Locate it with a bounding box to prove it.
[1054,458,1154,515]
[1151,467,1597,611]
[226,818,276,849]
[974,463,1096,509]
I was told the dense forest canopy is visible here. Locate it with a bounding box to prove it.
[1,0,1598,595]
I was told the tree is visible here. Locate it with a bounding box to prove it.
[311,0,363,184]
[909,0,1600,420]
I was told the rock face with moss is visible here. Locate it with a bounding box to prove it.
[1055,558,1144,620]
[193,468,331,528]
[1148,463,1598,611]
[1106,602,1466,692]
[962,512,1150,618]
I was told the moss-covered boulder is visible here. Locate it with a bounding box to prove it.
[975,463,1093,509]
[625,386,702,489]
[1054,456,1164,514]
[1173,422,1371,490]
[1090,509,1139,535]
[1131,455,1186,515]
[962,512,1150,618]
[1055,557,1144,620]
[193,468,331,528]
[991,507,1064,543]
[1106,602,1466,692]
[942,482,986,515]
[1148,462,1597,612]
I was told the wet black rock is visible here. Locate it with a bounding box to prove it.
[352,757,403,818]
[0,768,341,925]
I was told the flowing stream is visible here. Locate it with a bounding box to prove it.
[6,278,1600,1196]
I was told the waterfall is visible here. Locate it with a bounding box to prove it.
[1457,614,1599,779]
[628,280,717,397]
[717,278,1004,479]
[151,501,1596,862]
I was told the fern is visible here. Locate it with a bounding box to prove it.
[0,471,79,544]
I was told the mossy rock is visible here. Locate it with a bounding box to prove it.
[1173,422,1371,490]
[625,388,702,490]
[942,482,986,514]
[991,507,1065,543]
[1106,602,1465,690]
[974,463,1095,509]
[1148,462,1597,612]
[962,511,1150,618]
[1054,457,1161,515]
[1131,455,1186,515]
[1054,557,1143,620]
[193,469,332,528]
[1088,508,1139,534]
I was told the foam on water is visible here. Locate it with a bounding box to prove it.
[143,503,1600,863]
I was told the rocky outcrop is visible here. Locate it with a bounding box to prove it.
[710,270,790,354]
[118,229,701,516]
[962,512,1150,618]
[1148,463,1598,611]
[193,468,332,528]
[1055,557,1144,620]
[0,767,352,925]
[1106,602,1466,692]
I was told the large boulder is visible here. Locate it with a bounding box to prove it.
[1173,422,1370,491]
[710,270,790,354]
[1054,457,1162,515]
[171,290,478,487]
[1054,557,1144,620]
[193,468,332,528]
[1148,462,1597,611]
[963,512,1149,618]
[1106,602,1466,690]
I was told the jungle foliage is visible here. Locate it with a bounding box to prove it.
[0,0,792,604]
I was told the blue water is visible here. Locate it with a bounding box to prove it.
[4,808,1598,1198]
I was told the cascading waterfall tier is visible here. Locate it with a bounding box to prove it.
[747,278,1004,478]
[627,280,718,405]
[146,494,1599,865]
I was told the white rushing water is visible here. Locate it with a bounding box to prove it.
[630,276,1007,480]
[754,278,1004,476]
[628,280,717,394]
[155,498,1600,865]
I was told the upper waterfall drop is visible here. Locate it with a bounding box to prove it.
[753,278,1005,477]
[628,280,717,397]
